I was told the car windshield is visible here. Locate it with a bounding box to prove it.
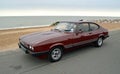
[54,22,75,32]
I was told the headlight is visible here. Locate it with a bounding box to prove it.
[29,45,34,50]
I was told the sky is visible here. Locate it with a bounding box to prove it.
[0,0,120,16]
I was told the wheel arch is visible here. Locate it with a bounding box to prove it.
[98,34,105,40]
[49,43,65,51]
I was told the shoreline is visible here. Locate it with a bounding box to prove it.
[0,24,50,31]
[0,22,120,51]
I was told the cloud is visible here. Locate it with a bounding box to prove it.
[0,9,120,16]
[0,0,120,11]
[0,0,120,16]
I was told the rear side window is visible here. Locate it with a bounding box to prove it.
[90,23,99,31]
[77,23,89,32]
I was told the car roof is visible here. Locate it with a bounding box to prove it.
[59,21,96,24]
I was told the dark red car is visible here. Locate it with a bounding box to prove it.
[18,21,109,62]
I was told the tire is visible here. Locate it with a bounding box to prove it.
[94,37,103,47]
[48,47,63,62]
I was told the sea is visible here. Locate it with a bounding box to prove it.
[0,16,120,30]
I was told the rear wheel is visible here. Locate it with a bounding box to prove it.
[48,47,63,62]
[94,37,103,47]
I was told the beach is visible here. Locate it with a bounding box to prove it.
[0,23,120,51]
[0,26,54,51]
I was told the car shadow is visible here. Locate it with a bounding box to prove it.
[62,41,109,61]
[35,43,107,62]
[0,42,109,74]
[62,44,95,60]
[15,43,109,73]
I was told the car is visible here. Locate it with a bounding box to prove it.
[18,21,109,62]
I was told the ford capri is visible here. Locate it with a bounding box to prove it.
[18,21,109,62]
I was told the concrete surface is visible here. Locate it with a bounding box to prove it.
[0,30,120,74]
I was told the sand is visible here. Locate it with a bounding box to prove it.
[0,23,120,51]
[0,26,54,51]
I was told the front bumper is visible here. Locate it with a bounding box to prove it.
[18,43,48,56]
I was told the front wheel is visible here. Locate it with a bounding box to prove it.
[94,37,103,47]
[48,47,63,62]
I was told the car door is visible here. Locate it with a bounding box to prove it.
[88,23,100,42]
[72,22,92,46]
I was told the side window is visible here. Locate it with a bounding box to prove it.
[77,23,89,32]
[90,23,99,31]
